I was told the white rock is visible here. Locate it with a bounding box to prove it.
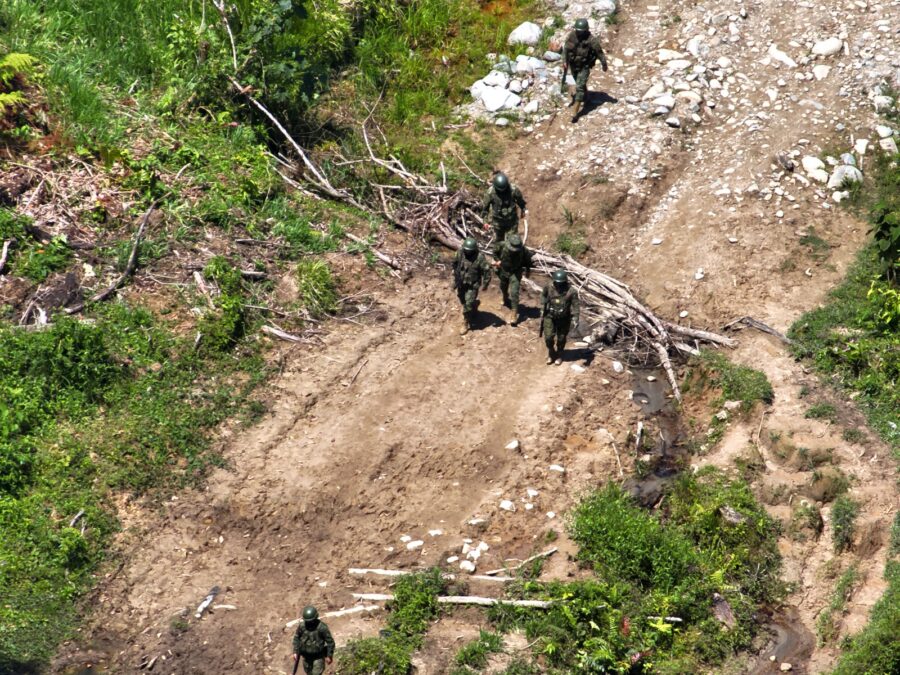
[811,37,842,57]
[400,535,412,543]
[651,237,664,245]
[666,59,692,72]
[695,268,705,280]
[549,464,566,473]
[406,540,424,550]
[841,153,857,167]
[523,99,539,114]
[873,96,894,112]
[723,400,742,410]
[508,79,523,94]
[447,555,459,564]
[676,90,703,106]
[876,125,893,139]
[652,94,676,109]
[546,511,556,519]
[508,22,542,46]
[470,79,487,100]
[466,547,481,561]
[855,139,869,155]
[642,82,667,100]
[880,137,899,154]
[665,116,681,128]
[543,50,561,62]
[483,71,510,88]
[658,49,685,63]
[812,65,831,80]
[481,87,511,112]
[502,93,521,110]
[679,310,689,318]
[612,360,624,373]
[524,503,534,510]
[827,165,863,189]
[459,560,476,573]
[495,118,510,127]
[808,169,829,184]
[768,44,797,68]
[478,541,489,552]
[526,488,539,498]
[593,0,617,16]
[571,364,586,373]
[801,156,825,173]
[716,56,733,69]
[505,439,520,451]
[653,106,672,116]
[499,499,516,511]
[428,529,443,537]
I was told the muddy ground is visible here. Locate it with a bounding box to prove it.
[54,0,898,673]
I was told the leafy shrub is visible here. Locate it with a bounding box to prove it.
[805,402,838,422]
[296,259,338,316]
[831,496,859,554]
[691,351,774,409]
[816,565,858,645]
[336,635,412,675]
[0,51,36,113]
[455,630,503,669]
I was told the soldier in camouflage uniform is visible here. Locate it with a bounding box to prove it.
[453,237,492,335]
[482,172,527,255]
[562,18,608,123]
[292,606,335,675]
[493,233,533,326]
[541,270,580,365]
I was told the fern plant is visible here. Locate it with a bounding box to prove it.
[0,52,36,113]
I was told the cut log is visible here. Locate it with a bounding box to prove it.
[261,325,307,343]
[483,547,558,576]
[0,240,10,275]
[286,604,382,628]
[348,568,514,583]
[350,593,551,608]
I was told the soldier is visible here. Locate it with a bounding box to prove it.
[292,606,335,675]
[453,237,491,335]
[493,233,533,326]
[541,270,580,365]
[562,18,608,123]
[482,172,527,255]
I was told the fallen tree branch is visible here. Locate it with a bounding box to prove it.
[65,200,159,315]
[348,568,514,583]
[483,547,558,576]
[723,316,792,344]
[285,605,382,629]
[351,593,551,609]
[261,325,309,343]
[344,232,406,272]
[0,239,10,275]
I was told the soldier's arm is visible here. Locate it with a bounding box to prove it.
[562,34,574,65]
[594,38,608,70]
[482,189,492,217]
[571,290,581,325]
[480,257,491,289]
[514,187,526,213]
[540,285,549,311]
[292,628,301,655]
[321,624,336,658]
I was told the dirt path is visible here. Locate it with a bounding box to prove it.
[56,0,899,672]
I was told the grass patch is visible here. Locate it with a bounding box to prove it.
[490,468,783,672]
[831,495,859,554]
[455,630,504,670]
[805,402,838,423]
[687,351,774,411]
[816,564,858,645]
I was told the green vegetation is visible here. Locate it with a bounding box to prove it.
[0,308,267,670]
[816,565,858,645]
[489,469,782,672]
[830,496,859,554]
[455,630,504,670]
[337,569,446,675]
[687,351,774,411]
[805,402,838,423]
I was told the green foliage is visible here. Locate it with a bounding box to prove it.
[691,351,775,409]
[816,565,858,645]
[555,230,588,258]
[805,402,838,423]
[865,150,900,283]
[789,249,900,448]
[496,471,783,672]
[0,305,266,668]
[831,496,859,554]
[296,259,338,316]
[0,208,72,281]
[455,630,503,669]
[0,50,35,113]
[337,569,446,674]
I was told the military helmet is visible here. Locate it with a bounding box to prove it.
[302,606,318,621]
[507,233,523,249]
[492,172,510,192]
[462,237,478,252]
[552,270,568,284]
[574,18,589,32]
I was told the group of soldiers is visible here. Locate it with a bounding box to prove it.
[452,170,580,366]
[288,20,607,673]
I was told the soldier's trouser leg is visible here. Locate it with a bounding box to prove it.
[574,67,591,102]
[508,272,522,313]
[492,223,518,257]
[543,317,556,359]
[302,657,326,675]
[554,319,571,357]
[499,272,511,306]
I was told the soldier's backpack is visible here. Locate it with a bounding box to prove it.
[489,188,518,222]
[457,255,484,286]
[296,624,326,656]
[546,289,572,319]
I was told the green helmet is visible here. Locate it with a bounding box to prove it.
[507,233,523,249]
[462,237,478,252]
[574,18,589,32]
[302,606,318,622]
[552,270,568,284]
[492,172,510,192]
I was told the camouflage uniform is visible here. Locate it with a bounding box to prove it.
[495,236,533,323]
[453,247,492,330]
[482,184,526,254]
[541,281,580,362]
[562,30,608,103]
[292,620,335,675]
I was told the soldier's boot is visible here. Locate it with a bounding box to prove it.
[571,101,583,123]
[502,293,511,309]
[509,305,519,327]
[567,92,576,107]
[546,347,555,365]
[460,313,471,335]
[555,339,566,365]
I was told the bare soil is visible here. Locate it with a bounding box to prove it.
[54,0,899,672]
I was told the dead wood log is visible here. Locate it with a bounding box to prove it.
[483,548,558,576]
[344,232,406,272]
[348,568,514,583]
[723,315,792,344]
[351,593,551,609]
[285,605,382,629]
[0,239,10,275]
[261,325,308,343]
[64,200,159,315]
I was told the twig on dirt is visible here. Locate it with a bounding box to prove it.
[344,232,405,272]
[261,325,309,343]
[194,586,220,619]
[483,547,558,576]
[635,421,644,455]
[342,359,368,387]
[193,271,216,309]
[723,316,792,344]
[65,200,160,315]
[0,240,10,275]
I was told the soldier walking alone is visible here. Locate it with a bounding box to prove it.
[453,237,491,335]
[541,270,580,365]
[482,172,527,256]
[562,18,608,123]
[292,606,335,675]
[493,233,533,326]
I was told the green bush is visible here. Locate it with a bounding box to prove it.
[297,259,338,316]
[831,496,859,554]
[336,635,412,675]
[690,351,774,409]
[455,630,503,669]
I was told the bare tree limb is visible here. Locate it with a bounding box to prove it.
[0,240,10,275]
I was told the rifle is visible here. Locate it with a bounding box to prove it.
[292,655,300,675]
[560,63,569,95]
[539,305,545,338]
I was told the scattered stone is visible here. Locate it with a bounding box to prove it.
[523,99,539,114]
[546,511,556,519]
[651,237,663,245]
[459,560,476,573]
[612,360,625,373]
[400,535,412,543]
[873,95,894,112]
[880,137,899,154]
[676,90,703,106]
[801,156,825,173]
[652,94,676,109]
[543,50,561,62]
[723,400,742,411]
[483,70,510,88]
[808,169,829,183]
[499,499,516,512]
[508,79,523,94]
[505,439,520,451]
[712,592,737,628]
[716,56,733,69]
[840,153,857,167]
[571,364,586,373]
[470,79,487,100]
[679,310,689,318]
[495,118,510,127]
[768,44,797,68]
[811,37,842,57]
[694,267,705,280]
[855,139,869,155]
[526,488,539,498]
[406,540,424,551]
[447,555,459,564]
[775,152,795,172]
[876,125,893,139]
[507,22,542,46]
[780,664,792,673]
[549,464,566,473]
[720,505,746,524]
[665,116,681,128]
[658,49,685,63]
[812,64,831,80]
[715,410,729,421]
[428,529,443,537]
[666,59,692,71]
[827,164,863,189]
[593,0,618,16]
